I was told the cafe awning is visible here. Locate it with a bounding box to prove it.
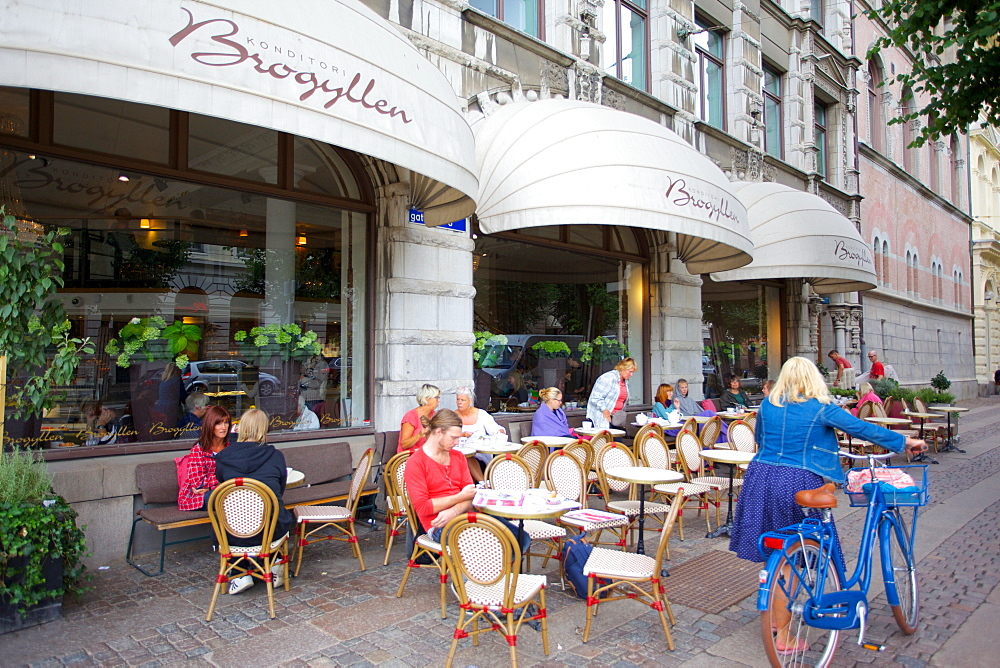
[0,0,476,224]
[711,182,876,293]
[474,100,753,273]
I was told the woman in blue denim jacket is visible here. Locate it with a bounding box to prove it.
[729,356,925,564]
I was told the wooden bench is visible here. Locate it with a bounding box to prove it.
[126,441,376,576]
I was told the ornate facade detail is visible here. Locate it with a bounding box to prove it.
[541,60,569,97]
[818,190,852,217]
[602,88,626,110]
[848,307,862,353]
[808,298,823,350]
[571,61,604,103]
[731,147,765,182]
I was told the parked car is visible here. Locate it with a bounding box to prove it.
[702,355,716,376]
[181,360,280,397]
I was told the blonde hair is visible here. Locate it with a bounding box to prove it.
[415,383,441,406]
[421,408,463,432]
[539,387,562,402]
[614,357,637,372]
[237,408,269,443]
[768,357,832,407]
[857,382,874,397]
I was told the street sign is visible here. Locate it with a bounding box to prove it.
[408,208,467,233]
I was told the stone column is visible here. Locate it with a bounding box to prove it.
[827,302,850,359]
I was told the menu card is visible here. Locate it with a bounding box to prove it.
[473,490,525,508]
[562,508,627,523]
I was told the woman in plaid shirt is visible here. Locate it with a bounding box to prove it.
[177,406,232,511]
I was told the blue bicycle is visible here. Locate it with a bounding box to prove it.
[755,452,928,667]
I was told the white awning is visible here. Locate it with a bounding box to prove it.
[475,100,753,273]
[711,182,876,293]
[0,0,476,224]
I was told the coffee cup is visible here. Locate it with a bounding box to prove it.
[582,420,593,429]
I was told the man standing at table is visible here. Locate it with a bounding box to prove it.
[827,350,852,388]
[867,351,886,381]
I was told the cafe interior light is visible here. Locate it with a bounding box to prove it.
[239,229,248,237]
[118,173,130,182]
[297,233,307,245]
[139,218,151,229]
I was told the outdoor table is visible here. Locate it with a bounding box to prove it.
[520,436,575,448]
[454,445,479,458]
[473,441,522,455]
[286,469,305,488]
[699,449,754,539]
[473,493,577,565]
[719,411,752,421]
[575,427,626,438]
[902,411,945,464]
[604,466,683,555]
[930,406,969,453]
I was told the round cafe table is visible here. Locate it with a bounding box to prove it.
[699,450,754,539]
[574,427,626,438]
[286,469,305,488]
[473,495,575,565]
[604,466,683,555]
[520,436,575,448]
[719,411,753,421]
[929,406,969,453]
[473,441,522,455]
[902,410,945,464]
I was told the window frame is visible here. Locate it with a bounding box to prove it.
[469,0,544,39]
[762,63,783,159]
[603,0,650,91]
[814,101,828,178]
[695,16,726,130]
[867,61,884,152]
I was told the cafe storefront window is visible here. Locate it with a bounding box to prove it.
[700,278,773,396]
[473,224,647,407]
[1,90,372,453]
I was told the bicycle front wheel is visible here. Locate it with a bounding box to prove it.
[882,511,919,634]
[760,539,841,668]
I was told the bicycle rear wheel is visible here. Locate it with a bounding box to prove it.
[882,511,919,634]
[760,540,841,667]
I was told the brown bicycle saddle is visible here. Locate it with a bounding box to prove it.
[795,482,838,509]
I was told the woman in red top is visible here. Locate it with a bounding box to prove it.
[397,383,440,453]
[404,410,531,554]
[177,405,231,511]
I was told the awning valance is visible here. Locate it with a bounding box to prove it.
[710,182,876,293]
[475,100,753,273]
[0,0,476,224]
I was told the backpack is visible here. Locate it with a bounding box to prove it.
[175,453,194,505]
[560,534,593,599]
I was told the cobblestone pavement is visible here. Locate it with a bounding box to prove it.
[6,400,999,667]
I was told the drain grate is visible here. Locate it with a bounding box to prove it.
[665,549,760,614]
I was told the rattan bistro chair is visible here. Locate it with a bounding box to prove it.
[638,432,713,546]
[675,428,741,526]
[726,420,757,453]
[206,478,290,621]
[594,442,673,548]
[484,453,567,569]
[442,513,549,668]
[582,492,684,648]
[396,469,449,619]
[293,448,373,575]
[516,441,547,487]
[544,450,629,545]
[382,451,412,565]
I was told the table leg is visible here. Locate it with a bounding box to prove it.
[910,421,939,465]
[706,463,736,539]
[939,412,966,454]
[636,484,647,555]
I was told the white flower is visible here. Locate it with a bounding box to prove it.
[130,317,141,325]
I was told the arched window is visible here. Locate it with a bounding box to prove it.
[905,251,913,294]
[867,61,884,152]
[873,237,881,283]
[928,132,940,192]
[951,136,963,205]
[882,240,889,285]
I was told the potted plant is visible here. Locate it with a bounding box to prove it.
[0,448,88,634]
[232,323,322,402]
[0,209,94,448]
[531,340,572,391]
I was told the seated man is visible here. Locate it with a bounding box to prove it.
[867,351,886,381]
[404,410,530,554]
[176,392,210,439]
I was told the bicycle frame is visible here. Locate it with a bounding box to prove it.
[756,460,920,631]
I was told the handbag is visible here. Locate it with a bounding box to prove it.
[611,409,628,428]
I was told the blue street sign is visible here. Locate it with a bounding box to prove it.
[408,208,467,233]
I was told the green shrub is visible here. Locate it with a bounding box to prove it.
[870,378,900,400]
[930,370,951,392]
[531,340,572,359]
[915,387,955,405]
[829,387,857,398]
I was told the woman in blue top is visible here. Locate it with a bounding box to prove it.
[730,357,925,562]
[730,357,925,653]
[651,383,678,420]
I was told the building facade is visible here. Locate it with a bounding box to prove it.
[970,120,1000,391]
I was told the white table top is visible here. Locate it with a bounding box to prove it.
[473,490,580,519]
[474,442,522,454]
[521,436,576,447]
[864,416,913,425]
[699,449,755,465]
[575,427,626,437]
[719,412,754,420]
[902,411,944,419]
[454,445,478,458]
[929,405,969,413]
[286,469,305,488]
[604,466,684,485]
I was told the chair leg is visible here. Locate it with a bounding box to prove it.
[439,562,448,619]
[538,588,549,655]
[347,519,366,571]
[206,558,227,622]
[583,574,597,642]
[396,550,417,598]
[651,585,675,650]
[264,555,277,619]
[445,607,465,668]
[507,609,518,668]
[294,521,307,577]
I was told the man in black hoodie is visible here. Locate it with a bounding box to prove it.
[215,408,293,594]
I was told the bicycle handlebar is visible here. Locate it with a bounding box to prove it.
[838,451,895,460]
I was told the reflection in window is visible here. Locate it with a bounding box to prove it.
[54,92,170,164]
[0,149,368,451]
[763,65,782,158]
[470,0,540,37]
[701,280,768,397]
[474,226,646,408]
[602,0,648,91]
[0,86,31,137]
[189,115,279,184]
[695,19,725,129]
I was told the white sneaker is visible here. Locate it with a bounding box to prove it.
[228,574,254,595]
[271,565,284,588]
